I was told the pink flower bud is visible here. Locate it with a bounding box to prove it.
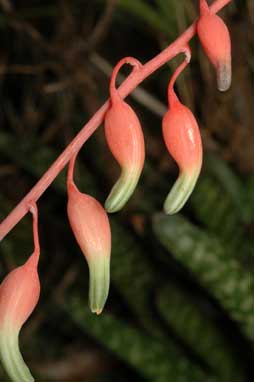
[162,47,202,215]
[0,205,40,382]
[67,171,111,314]
[104,57,145,213]
[197,0,231,91]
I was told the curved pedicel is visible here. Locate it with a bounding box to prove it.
[197,0,231,91]
[162,46,203,215]
[104,57,145,213]
[67,155,111,314]
[0,204,40,382]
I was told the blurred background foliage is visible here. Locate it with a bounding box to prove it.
[0,0,253,381]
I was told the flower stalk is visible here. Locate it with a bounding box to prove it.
[0,0,232,242]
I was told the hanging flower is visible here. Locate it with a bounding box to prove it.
[0,204,40,382]
[104,57,145,213]
[162,46,203,215]
[197,0,231,91]
[67,155,111,314]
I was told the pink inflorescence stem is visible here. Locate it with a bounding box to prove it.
[0,0,232,241]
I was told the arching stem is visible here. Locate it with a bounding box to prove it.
[109,57,142,105]
[167,45,191,106]
[200,0,210,15]
[28,202,40,266]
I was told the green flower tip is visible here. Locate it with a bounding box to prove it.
[163,168,200,215]
[0,328,34,382]
[105,168,140,213]
[88,255,110,315]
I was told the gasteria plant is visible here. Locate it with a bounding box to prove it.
[0,0,233,379]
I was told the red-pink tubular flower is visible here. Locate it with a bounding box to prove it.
[162,46,203,215]
[67,155,111,314]
[197,0,231,91]
[104,57,145,213]
[0,203,40,382]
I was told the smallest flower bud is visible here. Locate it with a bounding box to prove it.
[67,175,111,315]
[197,0,231,91]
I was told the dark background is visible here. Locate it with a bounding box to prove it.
[0,1,253,381]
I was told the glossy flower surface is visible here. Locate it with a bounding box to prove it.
[104,56,145,213]
[162,47,202,214]
[162,98,202,214]
[104,99,145,212]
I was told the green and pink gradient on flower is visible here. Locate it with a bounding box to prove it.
[104,57,145,213]
[0,204,40,382]
[162,46,203,215]
[0,1,233,380]
[67,154,111,315]
[197,0,231,91]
